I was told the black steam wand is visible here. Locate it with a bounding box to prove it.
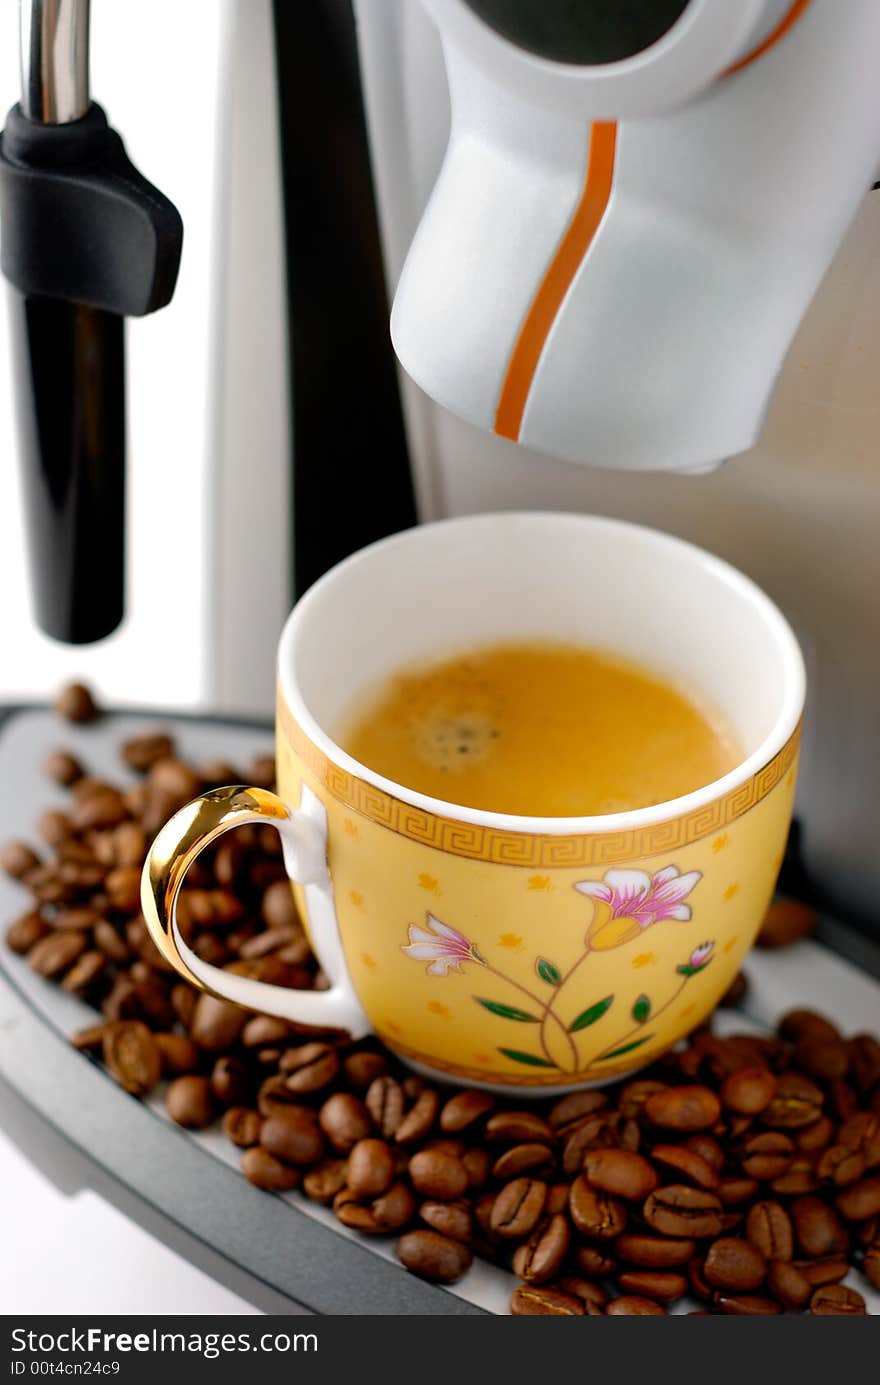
[0,0,183,644]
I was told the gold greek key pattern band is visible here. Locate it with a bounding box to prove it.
[279,697,801,868]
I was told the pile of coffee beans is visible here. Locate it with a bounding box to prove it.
[2,686,876,1315]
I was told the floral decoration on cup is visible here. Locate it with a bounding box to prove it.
[402,865,711,1075]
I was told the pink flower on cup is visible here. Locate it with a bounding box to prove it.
[402,914,485,976]
[575,865,702,950]
[677,940,715,976]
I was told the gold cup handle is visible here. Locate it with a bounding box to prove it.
[140,785,370,1035]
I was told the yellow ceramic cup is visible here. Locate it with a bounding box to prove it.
[142,513,805,1093]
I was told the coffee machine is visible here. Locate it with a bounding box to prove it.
[1,0,879,935]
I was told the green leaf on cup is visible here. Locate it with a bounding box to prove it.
[477,998,538,1022]
[569,994,613,1032]
[536,958,561,986]
[632,993,651,1024]
[601,1035,653,1060]
[498,1047,556,1068]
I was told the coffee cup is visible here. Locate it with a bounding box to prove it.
[142,512,804,1093]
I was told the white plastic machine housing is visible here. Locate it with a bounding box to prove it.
[391,0,880,472]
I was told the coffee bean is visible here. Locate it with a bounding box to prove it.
[121,733,174,773]
[408,1148,468,1201]
[850,1034,880,1095]
[548,1090,608,1130]
[763,1072,824,1129]
[1,840,41,880]
[319,1092,372,1152]
[839,1113,880,1163]
[582,1148,658,1201]
[28,930,88,977]
[617,1271,688,1302]
[796,1036,850,1083]
[810,1285,866,1315]
[561,1115,615,1176]
[461,1147,491,1191]
[261,1111,325,1166]
[767,1259,812,1309]
[556,1277,608,1313]
[188,993,248,1051]
[491,1178,548,1240]
[102,1020,161,1095]
[420,1199,472,1244]
[435,1091,493,1135]
[222,1107,263,1148]
[651,1144,720,1190]
[37,810,72,848]
[797,1116,837,1154]
[43,749,83,785]
[791,1196,848,1258]
[715,1294,780,1315]
[615,1234,696,1268]
[153,1035,199,1074]
[104,865,142,913]
[836,1177,880,1222]
[56,682,98,722]
[343,1051,388,1091]
[605,1296,666,1315]
[645,1085,721,1132]
[681,1135,720,1168]
[757,898,816,949]
[113,822,147,868]
[282,1042,340,1093]
[721,1066,777,1116]
[395,1089,440,1146]
[236,1019,289,1047]
[569,1177,627,1240]
[573,1245,616,1279]
[366,1076,405,1139]
[346,1138,395,1197]
[643,1186,724,1238]
[817,1145,866,1188]
[71,1023,107,1053]
[166,1075,215,1129]
[71,789,127,832]
[61,948,107,994]
[492,1142,555,1181]
[335,1181,416,1234]
[795,1257,850,1287]
[147,758,202,807]
[5,910,50,953]
[302,1159,348,1204]
[862,1241,880,1289]
[779,1008,840,1045]
[485,1111,554,1145]
[704,1237,766,1291]
[717,1178,760,1207]
[260,879,298,931]
[740,1132,794,1181]
[206,1056,246,1107]
[746,1201,794,1261]
[512,1214,570,1284]
[510,1285,584,1316]
[241,1146,300,1191]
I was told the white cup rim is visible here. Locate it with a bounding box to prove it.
[278,511,805,836]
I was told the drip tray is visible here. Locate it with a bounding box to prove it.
[1,706,878,1315]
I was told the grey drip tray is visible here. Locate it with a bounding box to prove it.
[1,706,879,1315]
